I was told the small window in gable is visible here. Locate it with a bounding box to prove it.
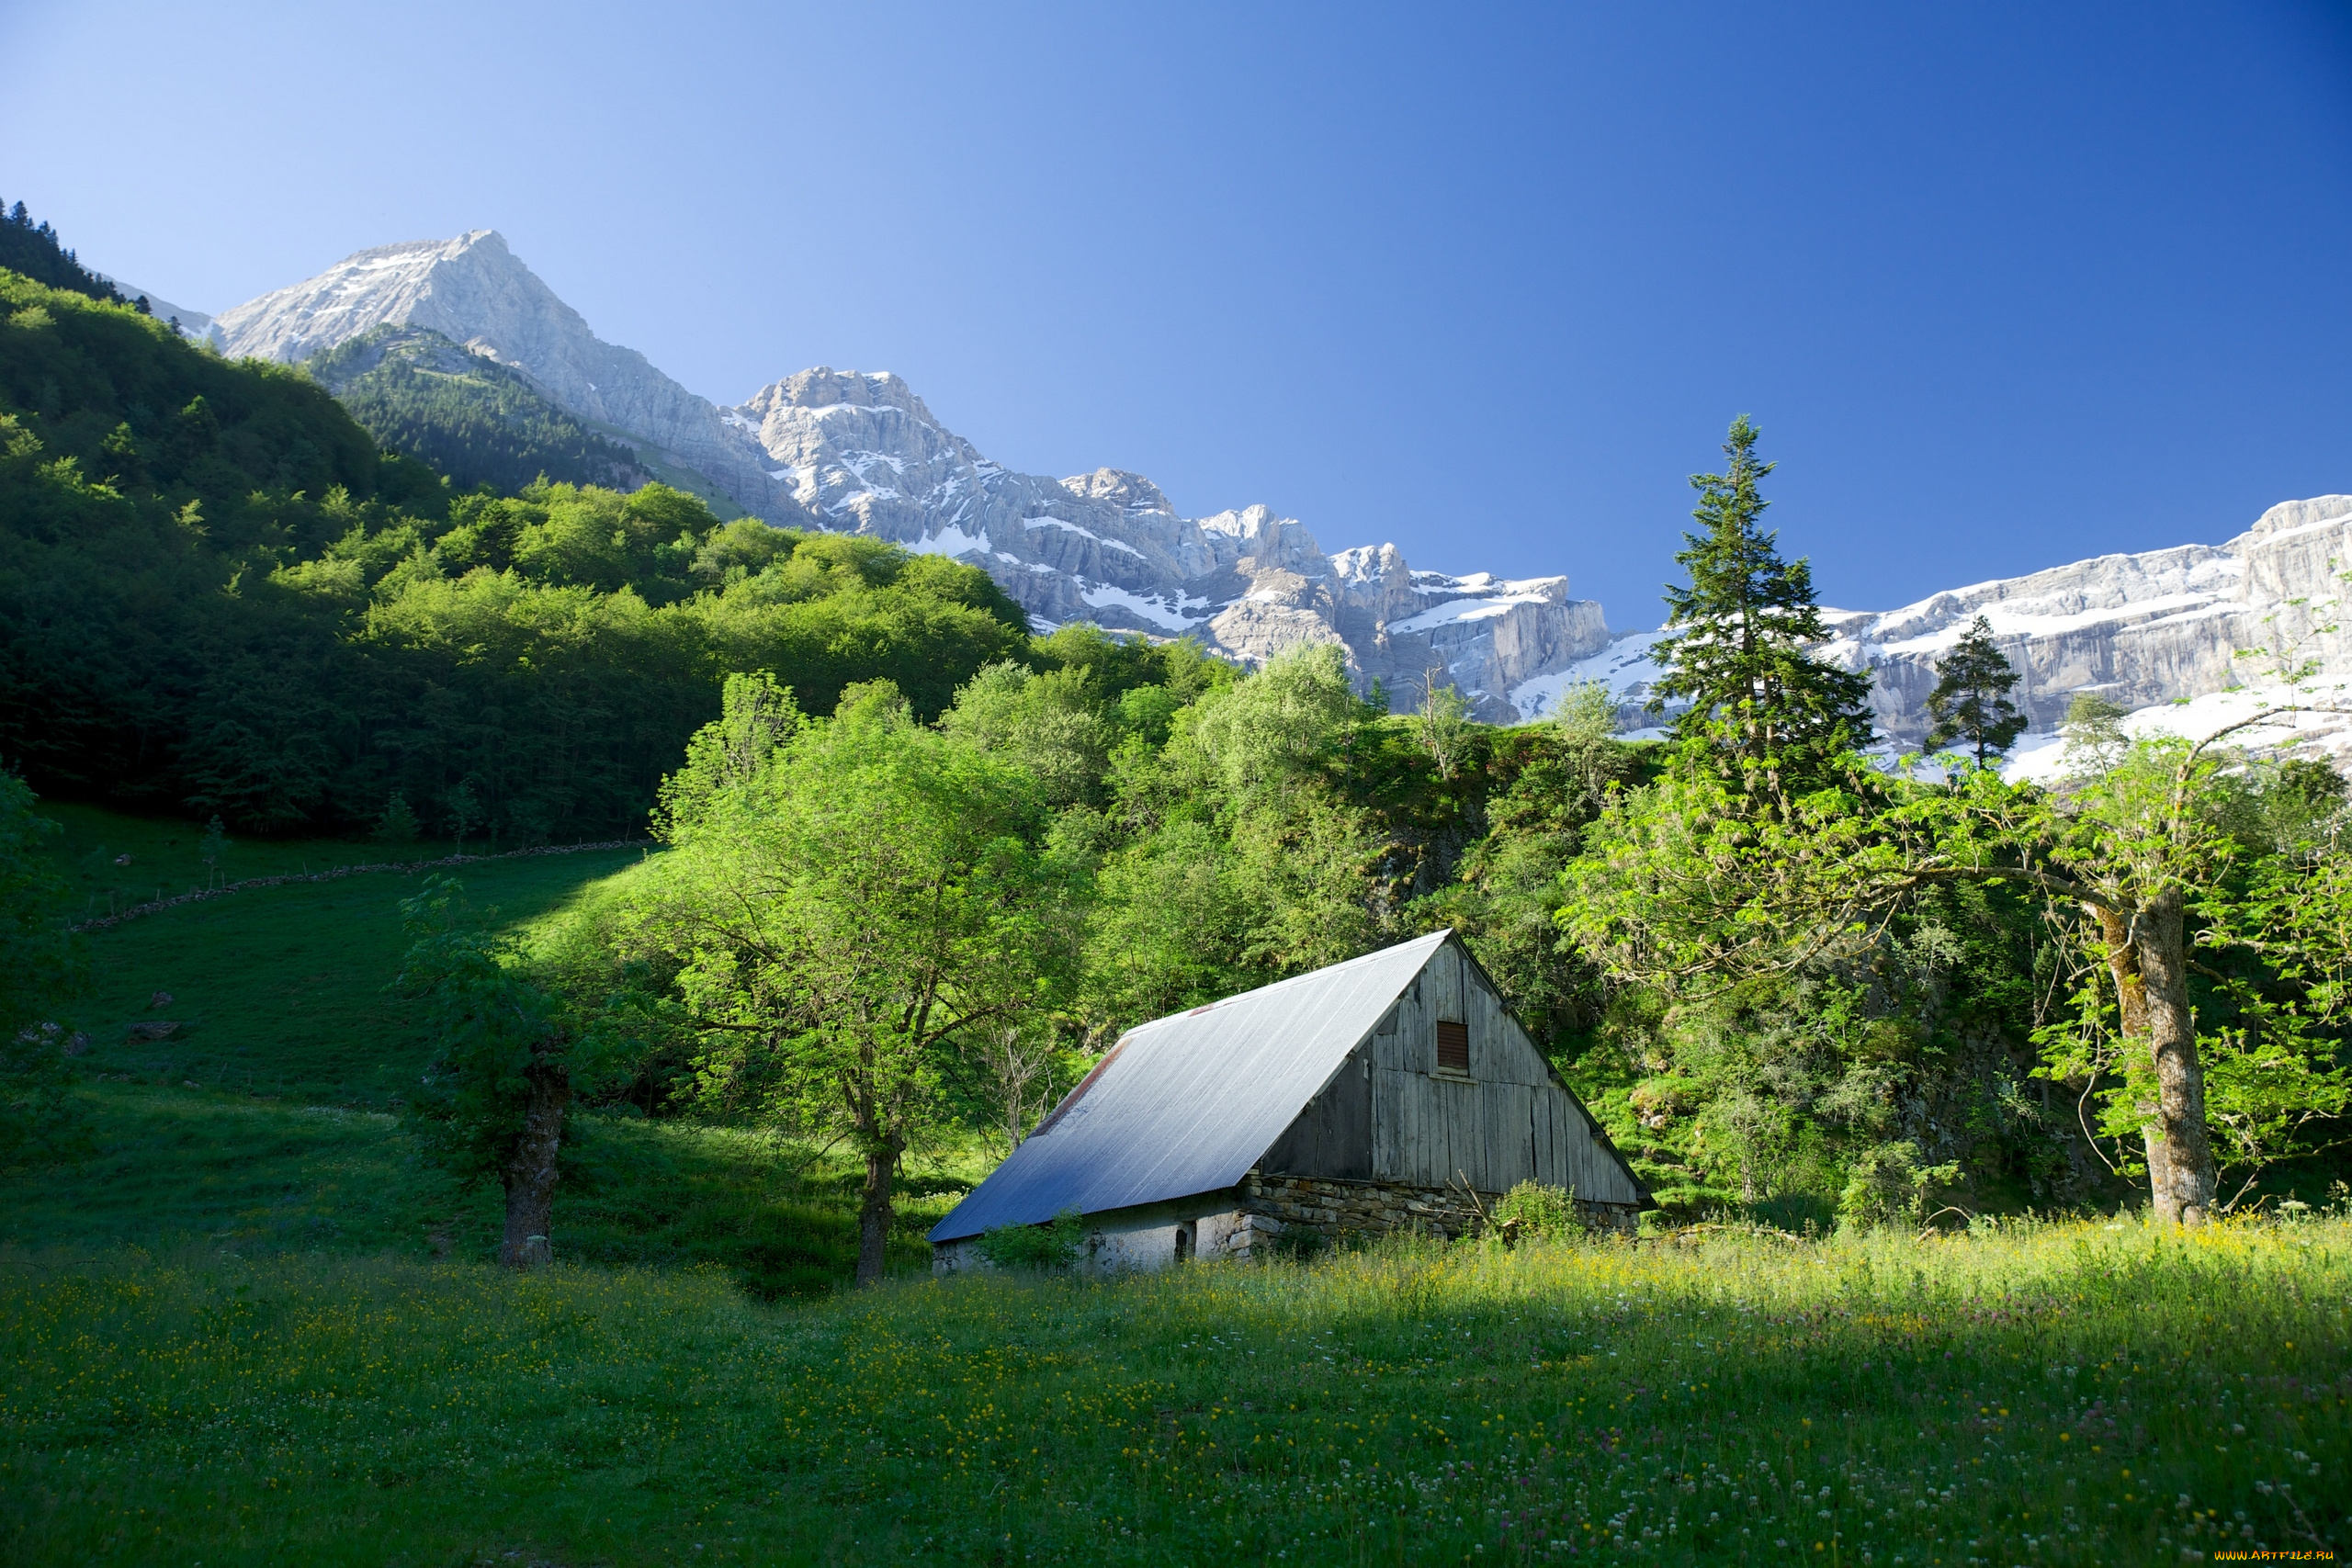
[1436,1019,1470,1076]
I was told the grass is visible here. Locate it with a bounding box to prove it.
[16,806,977,1292]
[1,1215,2344,1564]
[43,806,646,1107]
[0,1084,970,1294]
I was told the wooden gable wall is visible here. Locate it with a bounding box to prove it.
[1261,937,1643,1205]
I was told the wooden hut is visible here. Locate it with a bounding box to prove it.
[930,930,1648,1271]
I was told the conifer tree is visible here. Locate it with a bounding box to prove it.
[1923,615,2027,768]
[1651,416,1874,766]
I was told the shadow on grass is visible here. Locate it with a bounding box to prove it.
[2,1085,947,1298]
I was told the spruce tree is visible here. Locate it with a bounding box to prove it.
[1923,615,2027,768]
[1651,416,1874,767]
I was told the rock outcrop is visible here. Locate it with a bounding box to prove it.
[1815,496,2352,744]
[729,367,1611,713]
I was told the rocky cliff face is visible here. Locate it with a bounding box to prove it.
[726,367,1611,713]
[1515,495,2352,759]
[206,233,1613,715]
[1778,495,2350,742]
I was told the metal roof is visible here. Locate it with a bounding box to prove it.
[929,930,1453,1243]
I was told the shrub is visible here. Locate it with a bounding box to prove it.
[1495,1180,1578,1244]
[975,1207,1084,1270]
[1838,1140,1961,1229]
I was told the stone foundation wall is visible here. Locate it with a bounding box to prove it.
[933,1175,1639,1274]
[1231,1170,1637,1255]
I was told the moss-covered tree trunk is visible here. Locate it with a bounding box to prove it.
[2135,891,2215,1225]
[499,1064,569,1268]
[2096,907,2171,1209]
[2098,897,2215,1225]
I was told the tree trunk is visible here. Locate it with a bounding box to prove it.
[2134,891,2216,1225]
[855,1132,905,1287]
[2095,907,2172,1208]
[499,1061,570,1268]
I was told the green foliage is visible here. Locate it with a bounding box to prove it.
[1549,679,1620,740]
[973,1206,1085,1269]
[2061,691,2132,776]
[0,197,127,304]
[372,792,420,843]
[1837,1140,1962,1228]
[612,674,1080,1278]
[1924,615,2028,767]
[305,323,652,494]
[0,259,1029,840]
[1651,416,1875,770]
[1567,710,2352,1218]
[0,773,74,1036]
[0,773,89,1171]
[1493,1179,1578,1241]
[1077,645,1396,1025]
[1414,674,1474,781]
[0,1021,93,1174]
[393,876,576,1185]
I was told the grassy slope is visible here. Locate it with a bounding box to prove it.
[2,1219,2344,1564]
[50,807,644,1103]
[15,807,974,1291]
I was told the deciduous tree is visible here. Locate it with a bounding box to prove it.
[396,875,648,1265]
[1561,713,2352,1226]
[623,675,1078,1284]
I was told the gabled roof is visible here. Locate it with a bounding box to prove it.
[929,931,1453,1243]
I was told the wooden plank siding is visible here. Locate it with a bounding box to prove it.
[1254,936,1643,1206]
[1325,936,1643,1206]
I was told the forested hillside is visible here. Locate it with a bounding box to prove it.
[0,198,128,305]
[0,262,1029,840]
[305,323,654,495]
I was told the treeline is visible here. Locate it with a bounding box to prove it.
[305,324,656,496]
[0,263,1029,840]
[0,198,130,306]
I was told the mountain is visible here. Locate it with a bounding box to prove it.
[726,367,1611,710]
[96,279,220,347]
[304,323,653,494]
[1521,493,2352,765]
[198,231,1612,715]
[177,228,2347,743]
[213,232,786,519]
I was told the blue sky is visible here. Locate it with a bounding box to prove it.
[5,1,2348,626]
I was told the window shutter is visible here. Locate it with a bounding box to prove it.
[1436,1020,1469,1075]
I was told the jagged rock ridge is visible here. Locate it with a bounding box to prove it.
[201,231,1612,715]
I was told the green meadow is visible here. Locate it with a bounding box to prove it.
[3,1219,2345,1564]
[4,812,2346,1562]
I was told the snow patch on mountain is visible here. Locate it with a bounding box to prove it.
[1541,496,2352,761]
